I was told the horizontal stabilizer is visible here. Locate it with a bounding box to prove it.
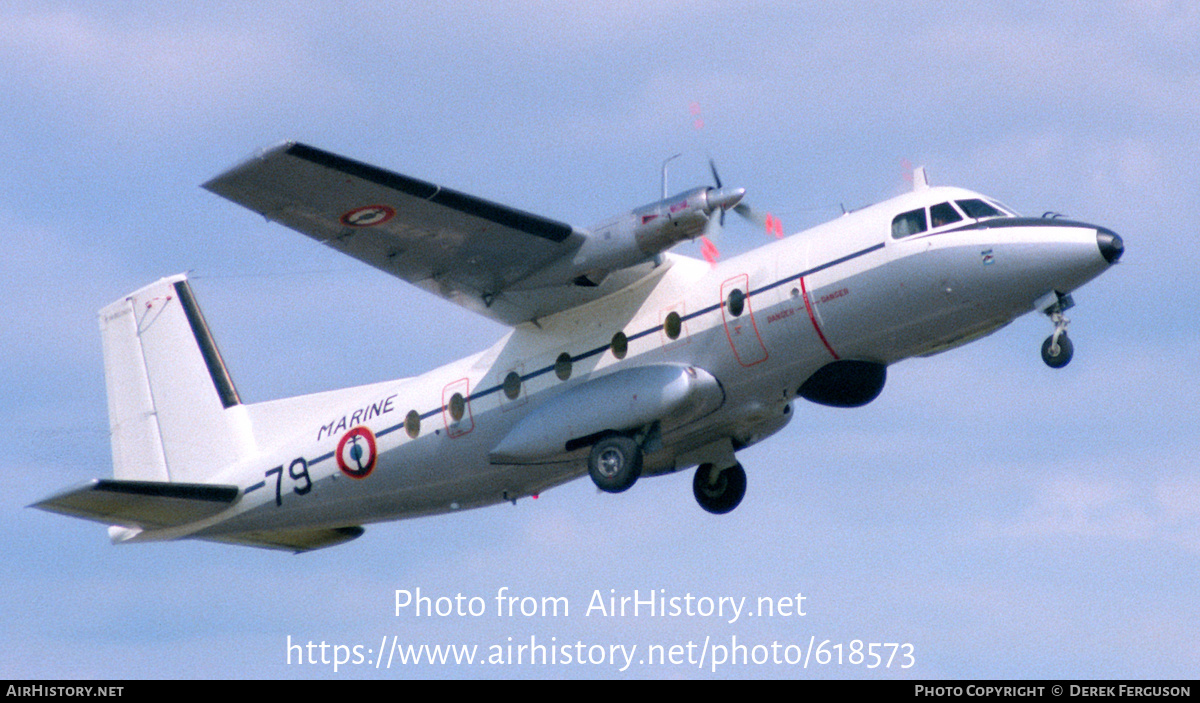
[32,479,239,530]
[208,526,365,554]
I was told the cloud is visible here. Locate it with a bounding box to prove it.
[0,7,328,141]
[0,208,134,395]
[976,468,1200,554]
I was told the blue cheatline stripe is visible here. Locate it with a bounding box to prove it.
[683,301,723,322]
[758,241,886,296]
[292,241,884,468]
[626,326,660,343]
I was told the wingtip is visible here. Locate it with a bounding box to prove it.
[201,140,298,193]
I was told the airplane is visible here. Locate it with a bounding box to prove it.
[32,142,1125,552]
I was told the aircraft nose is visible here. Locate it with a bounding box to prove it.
[1097,228,1124,264]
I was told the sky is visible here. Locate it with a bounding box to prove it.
[2,0,1198,680]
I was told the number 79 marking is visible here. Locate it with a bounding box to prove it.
[265,458,313,507]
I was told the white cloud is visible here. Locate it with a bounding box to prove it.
[974,467,1200,556]
[0,7,327,140]
[0,208,132,376]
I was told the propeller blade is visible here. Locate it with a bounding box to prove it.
[702,204,722,239]
[733,202,764,227]
[700,198,724,264]
[704,157,781,249]
[764,213,784,239]
[706,159,747,227]
[730,202,783,238]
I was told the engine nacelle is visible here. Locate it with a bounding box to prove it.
[566,186,744,280]
[489,364,725,465]
[630,186,716,254]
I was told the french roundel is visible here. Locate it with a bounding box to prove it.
[340,205,395,227]
[336,426,377,479]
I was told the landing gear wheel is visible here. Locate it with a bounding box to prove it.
[588,435,642,493]
[1038,291,1075,369]
[1041,332,1074,368]
[693,462,746,515]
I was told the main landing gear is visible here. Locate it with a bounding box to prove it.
[586,433,747,515]
[1038,291,1075,369]
[587,434,643,493]
[693,462,747,515]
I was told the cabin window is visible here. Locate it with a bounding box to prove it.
[610,331,628,359]
[664,311,682,340]
[502,371,522,400]
[727,288,746,317]
[448,393,466,422]
[956,199,1005,219]
[554,352,573,381]
[929,202,963,228]
[891,208,927,238]
[405,409,420,438]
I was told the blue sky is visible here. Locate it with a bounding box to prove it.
[3,1,1197,679]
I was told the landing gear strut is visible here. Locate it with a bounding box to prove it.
[693,462,746,514]
[1038,291,1075,369]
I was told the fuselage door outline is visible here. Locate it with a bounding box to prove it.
[659,302,690,347]
[720,273,768,367]
[442,378,475,438]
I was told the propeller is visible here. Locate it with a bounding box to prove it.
[701,159,783,263]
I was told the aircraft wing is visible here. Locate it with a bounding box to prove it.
[204,142,642,325]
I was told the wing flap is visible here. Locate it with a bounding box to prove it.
[203,142,591,324]
[32,479,239,530]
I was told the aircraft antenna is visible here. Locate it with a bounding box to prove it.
[661,153,681,199]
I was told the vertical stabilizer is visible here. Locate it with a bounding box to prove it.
[911,166,930,192]
[99,275,254,483]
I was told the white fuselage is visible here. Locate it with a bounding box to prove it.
[170,185,1114,543]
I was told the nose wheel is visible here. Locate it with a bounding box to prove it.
[1041,332,1073,368]
[1038,291,1075,368]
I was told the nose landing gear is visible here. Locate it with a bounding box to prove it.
[1037,291,1075,368]
[1041,332,1073,368]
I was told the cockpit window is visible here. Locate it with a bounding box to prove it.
[891,208,927,238]
[929,202,963,228]
[956,199,1005,219]
[988,199,1018,216]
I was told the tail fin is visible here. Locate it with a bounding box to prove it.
[100,274,254,483]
